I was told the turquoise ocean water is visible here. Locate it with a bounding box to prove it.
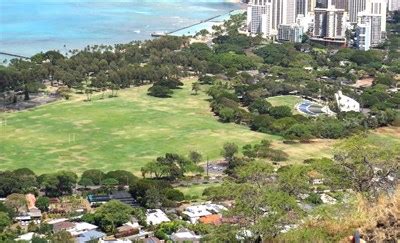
[0,0,240,58]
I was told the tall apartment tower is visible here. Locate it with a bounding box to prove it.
[365,0,386,31]
[349,0,367,23]
[297,0,309,16]
[332,0,349,10]
[314,0,347,39]
[388,0,400,11]
[349,0,386,28]
[355,22,371,50]
[247,0,274,36]
[248,0,297,37]
[357,13,383,47]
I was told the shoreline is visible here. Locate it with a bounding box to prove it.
[1,3,246,60]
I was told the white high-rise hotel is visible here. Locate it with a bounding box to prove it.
[247,0,389,47]
[388,0,400,11]
[247,0,298,37]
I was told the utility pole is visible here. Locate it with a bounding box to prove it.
[206,156,209,177]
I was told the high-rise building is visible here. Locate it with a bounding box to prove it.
[247,0,298,37]
[297,0,309,16]
[332,0,348,10]
[285,0,298,24]
[357,13,383,46]
[388,0,400,11]
[278,23,304,42]
[313,1,347,39]
[355,22,371,50]
[349,0,386,29]
[247,0,274,36]
[308,0,317,12]
[365,0,386,31]
[348,0,367,23]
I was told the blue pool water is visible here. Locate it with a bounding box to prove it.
[0,0,240,58]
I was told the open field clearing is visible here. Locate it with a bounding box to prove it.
[266,95,303,114]
[1,79,396,174]
[0,79,271,174]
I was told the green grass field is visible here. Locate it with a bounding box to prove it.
[176,183,218,199]
[0,79,273,174]
[1,79,396,175]
[266,95,303,114]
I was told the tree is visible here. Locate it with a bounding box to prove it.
[221,143,238,163]
[78,177,94,188]
[141,153,202,180]
[35,196,50,212]
[192,82,201,95]
[268,106,292,119]
[0,212,10,232]
[188,151,202,164]
[249,99,272,114]
[219,107,236,123]
[333,135,400,197]
[277,165,311,196]
[148,85,173,98]
[145,188,164,209]
[5,193,26,214]
[105,170,137,185]
[284,124,313,142]
[93,200,133,233]
[102,178,119,191]
[40,171,78,196]
[81,169,105,185]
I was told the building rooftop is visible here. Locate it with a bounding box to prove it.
[76,230,106,243]
[146,209,170,226]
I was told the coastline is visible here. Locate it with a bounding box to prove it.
[0,1,244,60]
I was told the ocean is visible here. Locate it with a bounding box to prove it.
[0,0,240,59]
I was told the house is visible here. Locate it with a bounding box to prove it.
[14,232,44,242]
[110,191,137,207]
[68,222,98,236]
[115,224,140,238]
[87,191,137,207]
[182,203,227,224]
[142,237,162,243]
[99,238,132,243]
[52,221,76,233]
[171,228,201,243]
[28,208,42,219]
[76,230,106,243]
[320,193,337,205]
[146,209,170,225]
[335,91,360,112]
[87,194,110,205]
[198,214,222,225]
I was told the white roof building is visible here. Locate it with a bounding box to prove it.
[146,209,170,225]
[171,228,201,242]
[335,91,360,112]
[15,232,37,241]
[182,203,227,224]
[68,222,98,236]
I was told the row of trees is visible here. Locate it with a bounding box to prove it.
[0,168,139,197]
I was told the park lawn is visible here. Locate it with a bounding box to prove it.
[176,183,218,199]
[0,79,272,174]
[0,78,397,175]
[266,95,303,114]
